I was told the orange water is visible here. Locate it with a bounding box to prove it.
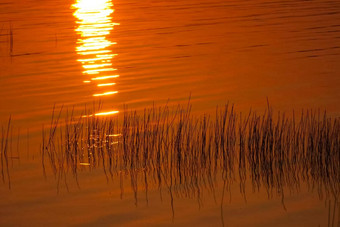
[1,0,340,126]
[0,0,339,226]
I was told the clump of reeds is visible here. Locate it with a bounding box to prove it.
[42,102,340,206]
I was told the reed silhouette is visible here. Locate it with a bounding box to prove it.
[41,102,340,225]
[1,116,12,189]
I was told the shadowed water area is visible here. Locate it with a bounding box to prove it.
[0,0,339,226]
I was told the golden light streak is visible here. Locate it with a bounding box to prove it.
[95,110,119,116]
[97,83,115,87]
[76,40,116,52]
[83,68,117,75]
[82,110,119,118]
[91,75,119,80]
[72,0,119,96]
[77,54,117,62]
[82,63,112,69]
[93,91,118,97]
[106,134,122,137]
[77,50,112,55]
[80,163,91,166]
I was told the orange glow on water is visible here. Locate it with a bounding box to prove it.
[93,91,118,97]
[79,163,91,166]
[97,83,115,87]
[72,0,119,97]
[91,75,119,80]
[82,63,112,69]
[95,110,119,116]
[82,110,119,118]
[83,68,117,75]
[106,134,122,137]
[77,54,117,62]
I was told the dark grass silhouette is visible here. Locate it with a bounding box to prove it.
[41,102,340,225]
[1,116,12,189]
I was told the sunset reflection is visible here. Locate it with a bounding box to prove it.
[72,0,119,116]
[82,110,119,118]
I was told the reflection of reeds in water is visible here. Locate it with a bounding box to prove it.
[0,117,27,190]
[0,23,13,55]
[1,117,12,189]
[42,102,340,223]
[9,23,13,55]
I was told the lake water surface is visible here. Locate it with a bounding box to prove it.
[0,0,339,226]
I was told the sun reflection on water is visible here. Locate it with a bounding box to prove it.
[72,0,119,116]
